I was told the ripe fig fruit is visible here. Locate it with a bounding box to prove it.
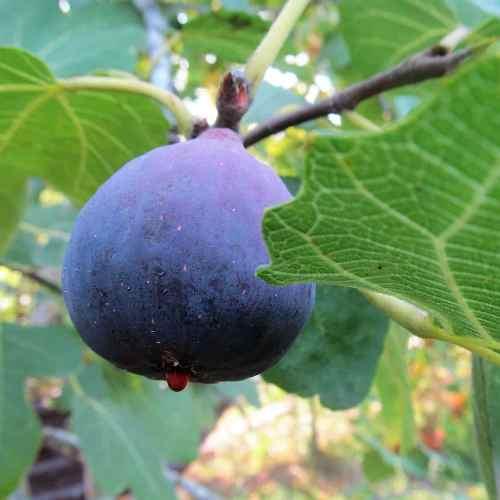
[62,128,315,387]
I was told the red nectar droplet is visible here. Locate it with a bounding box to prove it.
[166,371,189,392]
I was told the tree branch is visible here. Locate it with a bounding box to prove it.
[0,262,62,295]
[243,45,473,147]
[43,426,81,458]
[42,426,221,500]
[165,467,222,500]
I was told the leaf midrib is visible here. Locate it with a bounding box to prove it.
[76,388,165,497]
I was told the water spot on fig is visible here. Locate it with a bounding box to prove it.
[182,264,188,272]
[151,318,156,324]
[146,280,151,285]
[104,302,110,307]
[177,225,182,231]
[126,286,132,291]
[231,207,237,213]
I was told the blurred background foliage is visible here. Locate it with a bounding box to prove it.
[0,0,499,499]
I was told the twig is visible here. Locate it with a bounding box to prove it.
[41,426,221,500]
[0,262,62,295]
[31,484,85,500]
[44,426,80,447]
[243,45,472,147]
[43,426,81,459]
[165,467,221,500]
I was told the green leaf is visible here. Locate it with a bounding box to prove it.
[358,434,429,479]
[0,324,82,377]
[181,11,269,64]
[264,286,388,410]
[465,17,500,46]
[375,323,416,455]
[4,194,76,268]
[472,355,500,498]
[0,384,40,499]
[0,174,27,254]
[0,0,144,76]
[71,364,214,500]
[0,324,82,497]
[362,449,396,483]
[259,52,500,355]
[339,0,456,79]
[0,47,169,205]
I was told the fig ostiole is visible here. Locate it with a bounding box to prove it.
[63,128,315,390]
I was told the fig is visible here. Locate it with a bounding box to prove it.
[62,128,315,388]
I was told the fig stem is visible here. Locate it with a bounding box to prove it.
[244,0,310,94]
[58,76,194,137]
[215,70,251,131]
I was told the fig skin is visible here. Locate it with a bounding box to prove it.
[62,128,315,383]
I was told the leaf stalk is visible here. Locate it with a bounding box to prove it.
[362,290,500,367]
[58,76,194,137]
[244,0,310,93]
